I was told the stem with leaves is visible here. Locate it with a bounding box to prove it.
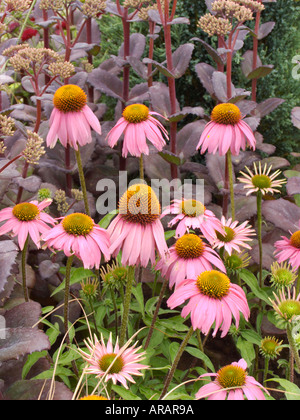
[256,190,263,288]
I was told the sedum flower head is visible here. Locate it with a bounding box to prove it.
[81,0,106,17]
[48,61,75,80]
[0,114,15,137]
[22,130,45,165]
[198,14,232,37]
[6,0,32,12]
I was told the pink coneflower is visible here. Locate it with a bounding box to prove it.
[211,216,255,255]
[0,199,55,250]
[161,198,225,242]
[79,333,148,389]
[108,184,168,267]
[47,84,101,150]
[197,103,256,156]
[156,234,226,289]
[274,228,300,270]
[43,213,110,269]
[195,359,268,400]
[238,161,286,196]
[167,270,250,337]
[106,103,169,157]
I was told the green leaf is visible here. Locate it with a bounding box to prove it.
[132,283,145,317]
[51,267,96,297]
[246,65,274,80]
[236,337,256,366]
[270,378,300,400]
[164,230,176,241]
[240,329,262,346]
[112,385,142,400]
[22,351,48,379]
[158,151,184,166]
[98,209,118,229]
[239,269,271,304]
[169,341,180,363]
[185,346,215,372]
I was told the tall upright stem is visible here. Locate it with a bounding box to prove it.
[227,150,235,220]
[75,148,90,216]
[287,324,300,374]
[257,190,263,288]
[21,236,30,302]
[64,255,74,343]
[251,7,261,102]
[119,265,135,347]
[160,326,194,399]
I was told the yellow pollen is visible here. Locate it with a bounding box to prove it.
[196,270,230,299]
[119,184,161,225]
[290,231,300,249]
[180,199,206,218]
[62,213,94,236]
[175,234,205,259]
[99,353,124,374]
[217,365,247,389]
[122,104,150,123]
[53,84,87,113]
[13,203,39,221]
[211,103,242,125]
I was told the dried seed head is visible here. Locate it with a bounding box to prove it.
[22,130,45,165]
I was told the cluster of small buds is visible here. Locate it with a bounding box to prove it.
[212,0,254,22]
[0,22,7,35]
[48,61,75,80]
[38,187,52,201]
[198,14,232,37]
[123,0,142,8]
[81,0,106,18]
[234,0,265,12]
[22,130,45,165]
[0,114,15,137]
[5,0,32,12]
[71,188,84,202]
[81,59,94,73]
[8,47,60,73]
[39,0,64,10]
[54,189,69,214]
[139,3,158,20]
[2,44,29,58]
[0,141,6,154]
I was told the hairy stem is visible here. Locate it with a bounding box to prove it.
[64,255,74,343]
[227,149,235,220]
[21,236,30,302]
[160,326,194,399]
[119,265,135,347]
[256,190,263,288]
[75,148,90,216]
[287,324,300,375]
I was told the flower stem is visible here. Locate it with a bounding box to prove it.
[263,358,269,385]
[160,326,194,399]
[286,324,300,374]
[75,147,90,217]
[21,236,30,302]
[144,276,168,350]
[119,265,135,347]
[226,149,235,220]
[139,154,144,181]
[296,268,300,296]
[256,190,263,288]
[64,255,74,344]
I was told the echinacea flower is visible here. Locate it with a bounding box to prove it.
[274,228,300,270]
[238,161,286,196]
[270,287,300,326]
[211,216,255,255]
[259,336,283,360]
[156,234,226,289]
[106,103,169,157]
[108,184,168,267]
[195,359,268,400]
[79,333,148,389]
[196,103,256,156]
[270,261,297,289]
[167,270,250,337]
[43,213,110,269]
[161,198,225,242]
[47,84,101,150]
[0,199,55,249]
